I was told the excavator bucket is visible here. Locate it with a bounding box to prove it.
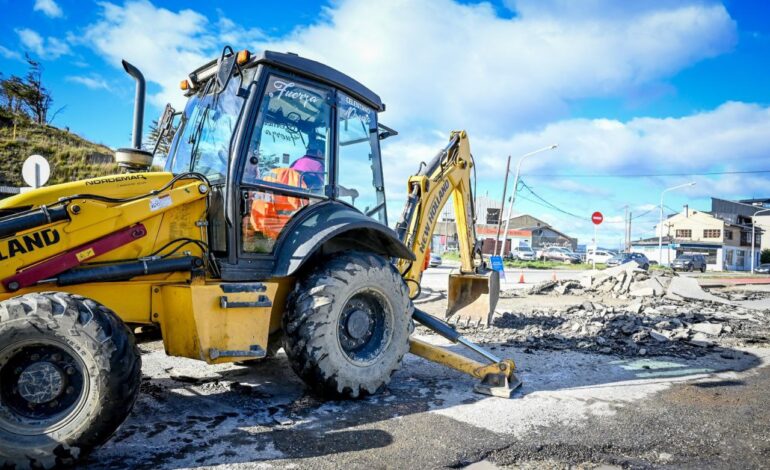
[446,269,500,326]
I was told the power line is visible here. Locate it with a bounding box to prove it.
[526,169,770,179]
[518,180,585,220]
[517,179,659,224]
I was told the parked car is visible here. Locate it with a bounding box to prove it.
[586,249,616,264]
[754,263,770,274]
[539,247,581,264]
[671,254,707,272]
[508,246,536,261]
[429,253,442,267]
[606,252,650,270]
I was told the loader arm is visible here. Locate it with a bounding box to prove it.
[395,131,499,326]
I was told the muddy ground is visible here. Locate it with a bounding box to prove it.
[85,280,770,469]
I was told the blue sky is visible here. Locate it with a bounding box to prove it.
[2,0,770,247]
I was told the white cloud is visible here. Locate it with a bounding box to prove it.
[80,1,264,108]
[471,101,770,179]
[79,0,736,129]
[34,0,63,18]
[254,0,735,136]
[543,179,612,197]
[0,45,22,61]
[16,28,70,59]
[66,75,111,91]
[244,0,737,212]
[75,0,759,241]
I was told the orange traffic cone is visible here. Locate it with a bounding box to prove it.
[519,273,525,284]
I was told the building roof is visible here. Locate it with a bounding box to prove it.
[738,197,770,206]
[532,225,576,242]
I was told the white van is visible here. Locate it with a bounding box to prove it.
[586,249,616,264]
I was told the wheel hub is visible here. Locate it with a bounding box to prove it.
[0,344,84,422]
[346,309,372,340]
[338,291,393,364]
[17,362,64,404]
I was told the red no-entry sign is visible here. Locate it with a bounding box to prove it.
[591,211,603,225]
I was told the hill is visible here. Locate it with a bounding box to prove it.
[0,108,117,187]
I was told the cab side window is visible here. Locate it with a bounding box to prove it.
[336,91,386,222]
[243,76,332,194]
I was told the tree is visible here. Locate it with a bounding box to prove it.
[760,249,770,265]
[22,55,53,124]
[0,55,60,124]
[145,119,174,156]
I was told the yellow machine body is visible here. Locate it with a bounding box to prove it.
[0,173,291,364]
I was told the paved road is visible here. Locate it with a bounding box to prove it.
[87,337,770,469]
[82,264,770,468]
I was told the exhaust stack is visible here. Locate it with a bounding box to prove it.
[115,60,153,172]
[122,60,146,149]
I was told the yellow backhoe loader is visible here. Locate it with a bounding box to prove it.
[0,48,519,468]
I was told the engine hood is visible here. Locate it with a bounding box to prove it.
[0,172,174,211]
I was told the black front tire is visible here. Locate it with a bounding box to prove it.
[283,251,413,399]
[0,292,141,469]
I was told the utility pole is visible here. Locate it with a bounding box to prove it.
[659,182,696,266]
[627,211,632,252]
[621,205,629,251]
[493,155,511,256]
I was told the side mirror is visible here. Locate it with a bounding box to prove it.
[152,103,177,156]
[215,46,237,94]
[378,122,399,141]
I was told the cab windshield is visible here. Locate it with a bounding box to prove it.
[166,70,253,183]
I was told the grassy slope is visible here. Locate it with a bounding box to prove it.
[0,110,117,186]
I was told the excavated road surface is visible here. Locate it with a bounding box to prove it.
[85,335,770,469]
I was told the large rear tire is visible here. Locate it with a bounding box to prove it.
[283,251,413,398]
[0,292,141,469]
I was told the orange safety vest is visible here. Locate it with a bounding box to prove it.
[250,168,309,239]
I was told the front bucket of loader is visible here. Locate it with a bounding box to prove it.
[446,269,500,326]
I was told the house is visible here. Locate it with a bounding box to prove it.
[631,203,759,271]
[474,220,577,256]
[737,197,770,252]
[433,196,578,256]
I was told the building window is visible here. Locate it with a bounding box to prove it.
[725,230,733,240]
[675,229,692,238]
[703,229,721,238]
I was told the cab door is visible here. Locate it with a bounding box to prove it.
[234,73,334,271]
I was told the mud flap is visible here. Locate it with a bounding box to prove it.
[446,269,500,326]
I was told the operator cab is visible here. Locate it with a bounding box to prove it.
[162,49,396,278]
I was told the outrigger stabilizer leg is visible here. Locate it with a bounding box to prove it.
[409,308,522,398]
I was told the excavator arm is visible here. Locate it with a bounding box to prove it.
[395,131,499,326]
[394,131,519,397]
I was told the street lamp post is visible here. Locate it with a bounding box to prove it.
[497,144,558,257]
[658,182,696,266]
[751,208,770,273]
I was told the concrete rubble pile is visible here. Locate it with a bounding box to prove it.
[527,262,673,299]
[457,296,770,358]
[443,262,770,358]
